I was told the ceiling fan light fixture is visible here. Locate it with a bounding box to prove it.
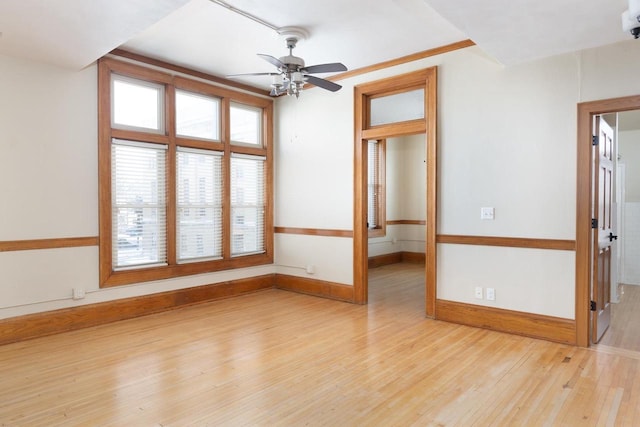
[271,74,284,88]
[286,83,297,98]
[291,71,304,84]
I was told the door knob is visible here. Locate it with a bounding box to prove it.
[608,232,618,242]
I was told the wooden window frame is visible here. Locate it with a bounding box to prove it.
[98,57,273,287]
[367,139,386,238]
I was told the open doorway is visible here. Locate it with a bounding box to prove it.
[367,134,426,312]
[352,67,437,317]
[576,95,640,348]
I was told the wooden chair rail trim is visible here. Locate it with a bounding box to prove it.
[387,220,426,225]
[436,299,576,345]
[0,275,274,346]
[328,39,475,83]
[274,227,353,238]
[274,274,354,303]
[437,234,576,251]
[0,237,99,252]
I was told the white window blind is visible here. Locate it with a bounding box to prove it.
[231,153,265,256]
[176,147,223,262]
[112,139,167,269]
[367,140,379,229]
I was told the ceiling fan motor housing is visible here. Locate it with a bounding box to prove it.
[279,54,305,71]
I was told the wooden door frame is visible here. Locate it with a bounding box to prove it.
[353,67,437,317]
[576,94,640,346]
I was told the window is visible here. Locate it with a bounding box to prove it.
[112,140,167,268]
[112,76,164,132]
[99,58,273,287]
[176,147,223,263]
[367,139,386,237]
[230,102,262,146]
[369,88,424,127]
[231,154,265,256]
[176,90,220,141]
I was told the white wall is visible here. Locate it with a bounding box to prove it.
[275,40,640,320]
[618,129,640,285]
[0,54,275,320]
[622,203,640,285]
[369,134,426,257]
[6,38,640,321]
[619,130,640,202]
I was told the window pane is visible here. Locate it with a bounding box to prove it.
[176,90,220,140]
[231,155,265,256]
[369,89,424,127]
[112,76,164,132]
[176,148,223,262]
[230,103,262,146]
[368,141,379,229]
[111,140,167,268]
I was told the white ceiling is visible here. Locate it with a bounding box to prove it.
[0,0,191,69]
[0,0,633,91]
[423,0,630,66]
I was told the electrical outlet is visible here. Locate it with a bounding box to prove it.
[72,288,85,300]
[475,286,483,299]
[486,288,495,301]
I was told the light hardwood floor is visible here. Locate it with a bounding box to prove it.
[1,263,640,426]
[597,284,640,352]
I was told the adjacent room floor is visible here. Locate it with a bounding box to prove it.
[597,283,640,352]
[1,263,639,425]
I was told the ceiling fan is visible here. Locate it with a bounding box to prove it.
[227,28,348,98]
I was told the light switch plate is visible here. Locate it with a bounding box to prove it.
[481,207,495,220]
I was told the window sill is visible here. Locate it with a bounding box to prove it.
[101,252,273,288]
[368,228,385,238]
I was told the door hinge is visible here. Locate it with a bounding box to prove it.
[591,218,598,229]
[592,135,599,146]
[590,300,597,311]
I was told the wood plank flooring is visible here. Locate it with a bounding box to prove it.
[597,284,640,352]
[1,263,640,425]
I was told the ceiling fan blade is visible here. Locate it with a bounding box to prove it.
[226,72,279,78]
[302,62,348,74]
[305,75,342,92]
[227,72,279,79]
[257,54,285,69]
